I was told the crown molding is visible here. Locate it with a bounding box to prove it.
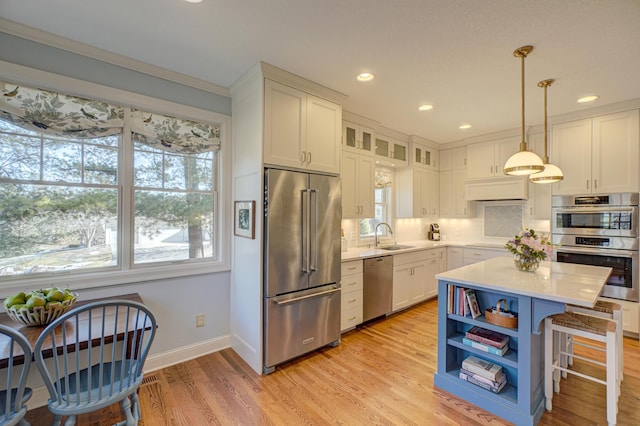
[0,18,230,98]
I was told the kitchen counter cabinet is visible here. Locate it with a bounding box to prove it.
[392,250,428,312]
[341,260,364,331]
[463,246,510,265]
[434,258,611,425]
[424,248,446,299]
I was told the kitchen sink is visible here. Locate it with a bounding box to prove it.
[378,245,414,251]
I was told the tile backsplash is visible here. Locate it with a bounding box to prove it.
[484,205,523,238]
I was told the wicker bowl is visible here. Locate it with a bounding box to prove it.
[6,292,79,327]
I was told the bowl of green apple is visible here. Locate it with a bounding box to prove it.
[3,287,78,327]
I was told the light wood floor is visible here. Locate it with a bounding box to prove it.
[26,298,640,425]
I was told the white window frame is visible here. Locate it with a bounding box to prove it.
[0,61,231,297]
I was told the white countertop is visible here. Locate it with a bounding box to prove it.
[436,257,612,307]
[340,240,505,262]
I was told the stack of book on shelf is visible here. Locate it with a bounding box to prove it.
[463,326,510,356]
[460,355,507,394]
[447,285,482,319]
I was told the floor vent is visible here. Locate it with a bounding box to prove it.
[141,374,159,387]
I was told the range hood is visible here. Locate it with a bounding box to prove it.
[464,176,529,201]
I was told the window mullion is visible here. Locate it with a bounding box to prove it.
[120,108,134,271]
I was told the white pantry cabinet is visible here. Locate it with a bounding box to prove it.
[264,79,342,174]
[341,151,375,218]
[552,110,639,195]
[466,136,520,179]
[395,167,439,218]
[343,121,375,155]
[341,260,364,331]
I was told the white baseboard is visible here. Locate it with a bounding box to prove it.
[27,335,232,409]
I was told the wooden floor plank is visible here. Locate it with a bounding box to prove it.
[25,298,639,425]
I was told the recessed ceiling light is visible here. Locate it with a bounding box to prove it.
[184,0,202,3]
[356,72,375,82]
[418,104,434,111]
[577,95,599,103]
[459,124,472,130]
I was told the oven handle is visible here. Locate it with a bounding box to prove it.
[556,246,637,258]
[553,206,636,214]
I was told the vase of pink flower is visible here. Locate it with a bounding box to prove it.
[505,229,554,272]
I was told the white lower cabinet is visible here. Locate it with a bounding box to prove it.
[600,297,639,336]
[341,260,363,331]
[463,247,510,265]
[447,246,464,270]
[393,251,428,312]
[425,248,446,299]
[392,248,445,312]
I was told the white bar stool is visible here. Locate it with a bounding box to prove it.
[544,311,619,426]
[565,300,623,384]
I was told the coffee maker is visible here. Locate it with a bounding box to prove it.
[428,223,441,241]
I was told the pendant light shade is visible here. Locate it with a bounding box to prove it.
[530,79,564,183]
[503,45,544,176]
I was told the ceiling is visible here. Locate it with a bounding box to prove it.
[2,0,639,144]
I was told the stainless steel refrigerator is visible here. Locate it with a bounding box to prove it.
[263,168,341,374]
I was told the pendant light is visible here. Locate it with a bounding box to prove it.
[530,79,564,183]
[503,45,545,176]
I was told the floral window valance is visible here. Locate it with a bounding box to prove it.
[0,82,124,138]
[131,109,221,154]
[375,167,393,188]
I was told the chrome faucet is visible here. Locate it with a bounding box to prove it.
[374,222,393,247]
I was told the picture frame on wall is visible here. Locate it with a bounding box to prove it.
[234,200,255,239]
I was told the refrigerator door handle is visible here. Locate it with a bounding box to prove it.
[272,287,340,306]
[310,188,318,272]
[302,188,311,274]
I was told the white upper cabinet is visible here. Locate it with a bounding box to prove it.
[440,146,474,218]
[396,167,439,218]
[341,151,375,219]
[552,110,639,195]
[374,136,408,167]
[343,121,374,155]
[466,136,520,179]
[411,143,439,170]
[439,146,467,172]
[264,79,341,174]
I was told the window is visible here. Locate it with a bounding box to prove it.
[0,82,224,283]
[360,167,392,238]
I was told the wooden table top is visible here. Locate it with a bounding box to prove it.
[0,293,144,368]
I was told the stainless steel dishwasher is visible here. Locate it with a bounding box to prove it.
[363,256,393,321]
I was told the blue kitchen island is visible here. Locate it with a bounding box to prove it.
[434,257,611,426]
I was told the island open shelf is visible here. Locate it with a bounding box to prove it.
[434,257,611,426]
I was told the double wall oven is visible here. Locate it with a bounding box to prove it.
[552,193,639,302]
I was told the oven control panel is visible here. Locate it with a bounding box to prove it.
[575,236,611,247]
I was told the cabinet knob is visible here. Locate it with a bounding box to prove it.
[306,152,312,164]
